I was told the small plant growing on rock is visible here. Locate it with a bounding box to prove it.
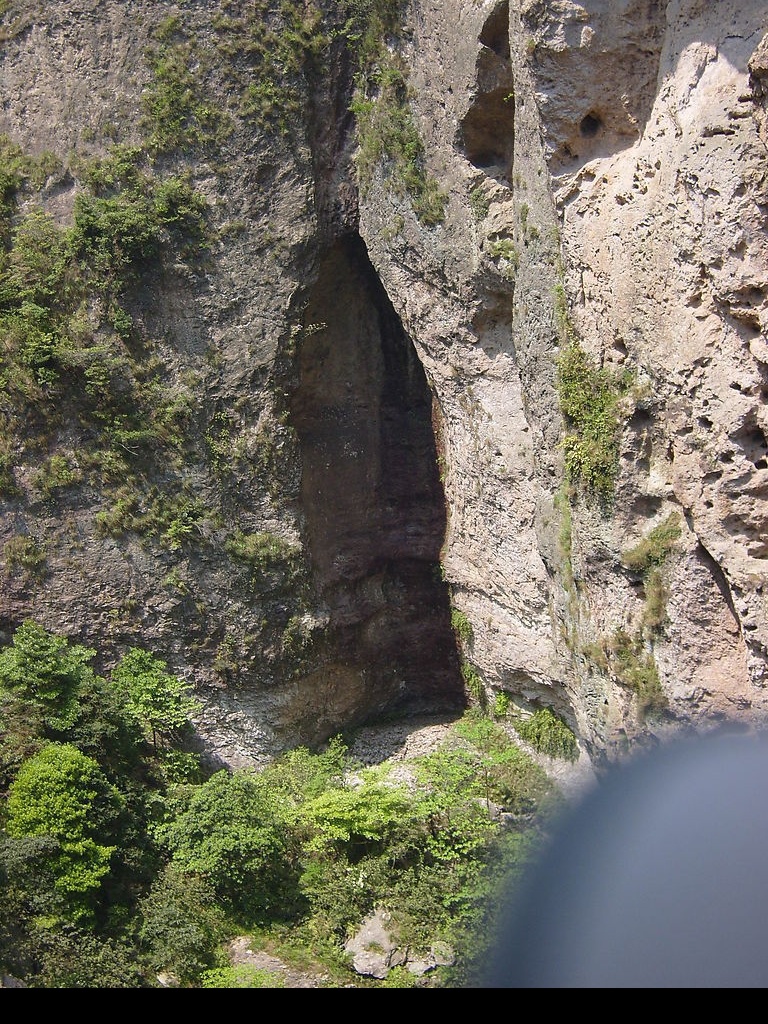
[622,512,682,632]
[3,534,46,579]
[621,512,681,573]
[603,628,668,720]
[555,338,635,503]
[461,660,486,707]
[450,608,474,646]
[469,185,489,221]
[514,707,578,762]
[492,691,511,719]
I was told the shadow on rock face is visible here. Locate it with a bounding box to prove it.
[288,233,465,736]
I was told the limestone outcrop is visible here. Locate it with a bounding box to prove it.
[1,0,767,772]
[361,0,768,765]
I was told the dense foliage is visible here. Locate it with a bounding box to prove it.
[0,621,564,988]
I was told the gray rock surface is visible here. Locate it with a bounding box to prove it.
[1,0,767,774]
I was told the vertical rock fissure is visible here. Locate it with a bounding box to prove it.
[289,233,465,722]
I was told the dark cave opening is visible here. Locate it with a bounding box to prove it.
[289,234,466,721]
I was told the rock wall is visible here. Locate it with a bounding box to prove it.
[362,0,768,765]
[1,0,767,771]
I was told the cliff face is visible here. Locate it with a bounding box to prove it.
[1,0,767,771]
[360,0,768,765]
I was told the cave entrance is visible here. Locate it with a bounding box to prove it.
[289,234,465,722]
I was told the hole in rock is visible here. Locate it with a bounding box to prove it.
[289,234,466,724]
[479,0,510,60]
[580,112,602,137]
[731,419,768,465]
[460,1,514,182]
[460,87,515,178]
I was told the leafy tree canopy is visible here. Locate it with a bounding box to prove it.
[0,620,96,731]
[155,769,299,923]
[5,742,123,921]
[111,647,201,749]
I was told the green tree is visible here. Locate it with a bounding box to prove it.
[298,776,416,861]
[0,622,150,793]
[295,769,426,942]
[60,669,147,781]
[0,833,63,978]
[259,736,349,804]
[111,648,201,750]
[137,864,226,984]
[5,743,122,922]
[24,926,150,989]
[452,709,560,815]
[0,620,96,732]
[155,769,300,923]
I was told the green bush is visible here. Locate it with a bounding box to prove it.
[200,963,285,988]
[515,707,579,762]
[22,926,149,989]
[0,625,567,988]
[95,489,210,551]
[1,207,73,306]
[452,711,559,802]
[556,339,634,502]
[622,513,682,573]
[450,608,473,646]
[487,237,518,277]
[111,647,201,750]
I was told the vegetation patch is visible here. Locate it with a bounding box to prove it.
[555,338,635,503]
[225,529,302,574]
[621,512,682,574]
[461,660,485,706]
[351,54,447,226]
[95,487,212,552]
[0,624,569,989]
[622,512,682,632]
[514,707,579,762]
[0,141,208,486]
[486,236,518,279]
[469,185,490,221]
[31,454,82,499]
[603,627,668,720]
[492,691,511,719]
[2,533,46,579]
[553,483,574,594]
[582,515,680,720]
[450,607,474,646]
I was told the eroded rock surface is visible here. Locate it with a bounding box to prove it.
[1,0,768,772]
